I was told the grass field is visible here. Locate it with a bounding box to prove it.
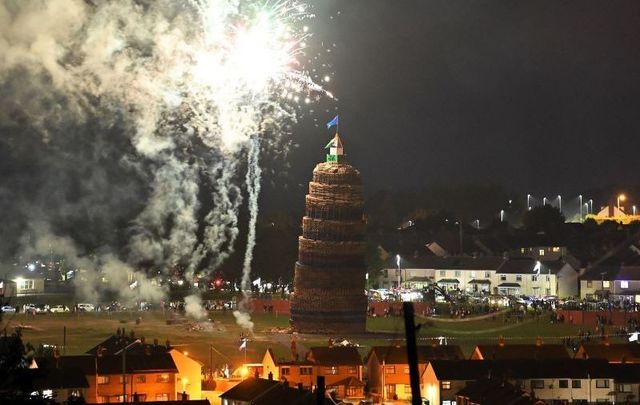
[0,310,596,371]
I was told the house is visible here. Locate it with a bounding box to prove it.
[261,346,364,400]
[423,359,615,405]
[169,349,203,400]
[580,264,640,301]
[470,344,570,360]
[575,343,640,363]
[366,345,463,401]
[8,267,45,296]
[3,361,89,402]
[0,279,17,300]
[219,376,317,405]
[496,257,578,297]
[455,378,533,405]
[608,363,640,403]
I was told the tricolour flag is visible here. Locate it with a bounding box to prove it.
[239,340,247,351]
[326,115,339,129]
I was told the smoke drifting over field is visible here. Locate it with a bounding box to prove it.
[0,0,323,321]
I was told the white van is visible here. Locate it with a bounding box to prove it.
[77,303,95,312]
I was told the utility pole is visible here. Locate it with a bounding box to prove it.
[403,302,421,405]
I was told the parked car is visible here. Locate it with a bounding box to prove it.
[49,305,69,313]
[0,305,16,313]
[77,303,95,312]
[34,304,49,314]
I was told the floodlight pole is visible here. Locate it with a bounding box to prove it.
[120,339,141,403]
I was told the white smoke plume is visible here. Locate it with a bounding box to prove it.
[233,137,261,331]
[184,294,208,320]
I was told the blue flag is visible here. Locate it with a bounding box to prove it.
[326,115,339,129]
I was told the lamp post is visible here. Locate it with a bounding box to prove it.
[634,205,637,216]
[557,195,562,213]
[579,195,583,221]
[527,194,531,210]
[543,197,547,206]
[119,339,141,403]
[500,210,505,222]
[589,199,593,215]
[396,254,401,289]
[617,194,626,210]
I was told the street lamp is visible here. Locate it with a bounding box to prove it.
[617,194,626,210]
[589,199,593,215]
[634,205,637,216]
[396,254,401,288]
[543,197,547,206]
[118,339,141,403]
[500,209,505,222]
[557,195,562,213]
[579,195,583,221]
[527,194,531,210]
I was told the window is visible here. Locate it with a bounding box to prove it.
[18,279,34,290]
[532,275,538,282]
[404,384,412,394]
[441,381,451,390]
[596,379,609,388]
[546,275,550,281]
[500,275,507,281]
[440,270,446,277]
[403,366,410,374]
[531,380,544,389]
[384,366,395,374]
[347,366,357,375]
[325,367,338,375]
[516,275,522,282]
[587,281,592,288]
[572,380,581,388]
[135,375,146,383]
[155,393,168,401]
[559,380,568,388]
[470,271,476,278]
[300,367,312,375]
[617,383,632,393]
[97,376,110,385]
[281,367,290,376]
[346,386,359,397]
[603,281,610,288]
[621,281,629,289]
[539,249,545,256]
[552,247,560,252]
[521,248,525,253]
[156,374,170,383]
[454,271,461,278]
[485,272,491,278]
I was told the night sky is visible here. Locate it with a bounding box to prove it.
[291,0,640,196]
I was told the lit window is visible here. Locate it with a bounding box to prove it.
[404,384,412,394]
[403,366,410,374]
[521,248,525,253]
[552,247,560,252]
[384,366,395,374]
[136,375,146,383]
[470,271,476,278]
[97,376,110,385]
[348,367,357,374]
[618,383,632,393]
[539,249,545,256]
[155,393,169,401]
[300,367,312,375]
[281,367,290,376]
[603,281,610,288]
[156,374,170,383]
[325,367,338,375]
[441,381,451,390]
[596,379,609,388]
[621,281,629,289]
[587,281,592,288]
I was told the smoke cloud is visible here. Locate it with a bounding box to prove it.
[0,0,314,313]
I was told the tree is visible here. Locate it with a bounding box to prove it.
[522,206,565,234]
